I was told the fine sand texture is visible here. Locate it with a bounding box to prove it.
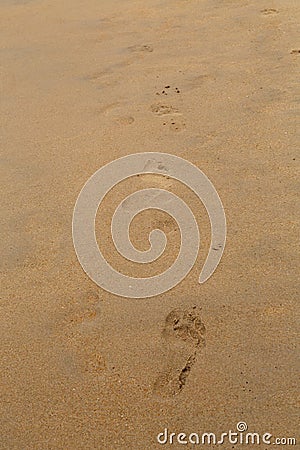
[1,0,299,448]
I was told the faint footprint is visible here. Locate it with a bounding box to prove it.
[151,104,180,116]
[84,69,109,81]
[153,307,205,397]
[114,115,135,125]
[128,44,153,53]
[62,333,106,376]
[57,289,105,377]
[95,102,120,115]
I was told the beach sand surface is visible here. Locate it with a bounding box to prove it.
[1,0,299,448]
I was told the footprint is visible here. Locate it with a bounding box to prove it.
[153,307,206,398]
[151,87,186,131]
[57,289,105,377]
[261,8,278,15]
[290,49,300,55]
[114,115,135,125]
[128,44,153,53]
[151,104,180,116]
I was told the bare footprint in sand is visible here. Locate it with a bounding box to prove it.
[128,44,153,53]
[261,8,278,16]
[153,307,205,398]
[114,115,135,125]
[59,289,106,377]
[150,104,180,116]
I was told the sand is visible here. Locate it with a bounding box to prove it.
[1,0,299,448]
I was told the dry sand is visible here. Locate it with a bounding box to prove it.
[1,0,299,448]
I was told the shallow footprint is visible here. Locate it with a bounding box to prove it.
[114,115,135,125]
[128,44,153,53]
[151,104,180,116]
[153,307,205,398]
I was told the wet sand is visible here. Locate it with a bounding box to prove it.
[1,0,299,448]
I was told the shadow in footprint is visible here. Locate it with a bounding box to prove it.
[153,307,205,398]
